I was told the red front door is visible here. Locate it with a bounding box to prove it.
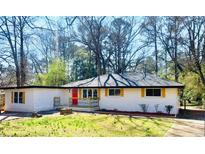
[72,88,78,105]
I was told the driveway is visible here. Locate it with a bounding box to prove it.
[166,119,205,137]
[0,110,61,122]
[0,112,31,121]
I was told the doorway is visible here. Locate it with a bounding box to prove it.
[72,88,78,105]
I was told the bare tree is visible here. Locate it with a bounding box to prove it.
[108,17,146,74]
[182,16,205,86]
[72,16,108,75]
[0,65,16,87]
[0,16,33,86]
[159,16,184,81]
[142,16,161,75]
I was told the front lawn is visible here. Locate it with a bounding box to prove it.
[0,113,173,137]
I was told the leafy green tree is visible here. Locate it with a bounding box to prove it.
[34,59,68,86]
[179,71,205,105]
[71,48,96,81]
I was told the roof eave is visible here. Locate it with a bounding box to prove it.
[0,85,184,90]
[0,86,69,90]
[63,85,184,88]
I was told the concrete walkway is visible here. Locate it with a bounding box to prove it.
[0,113,20,121]
[166,119,205,137]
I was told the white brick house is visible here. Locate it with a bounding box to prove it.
[0,72,184,115]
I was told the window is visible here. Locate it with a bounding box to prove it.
[93,89,98,98]
[13,92,25,104]
[109,89,114,96]
[109,89,121,96]
[88,89,92,97]
[146,89,161,96]
[19,92,23,103]
[83,89,87,98]
[82,89,98,99]
[14,92,18,103]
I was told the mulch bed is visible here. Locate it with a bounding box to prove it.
[74,109,176,118]
[1,109,177,119]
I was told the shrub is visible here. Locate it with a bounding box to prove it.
[139,104,149,112]
[165,105,173,114]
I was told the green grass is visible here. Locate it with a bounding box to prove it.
[0,113,173,137]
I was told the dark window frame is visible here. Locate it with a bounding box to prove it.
[19,92,23,104]
[14,92,19,103]
[88,89,92,97]
[93,89,98,98]
[14,92,24,104]
[146,88,161,97]
[83,89,87,99]
[108,88,121,96]
[82,89,98,99]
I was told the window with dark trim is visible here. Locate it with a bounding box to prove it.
[109,89,121,96]
[14,92,18,103]
[19,92,23,103]
[82,89,98,99]
[83,89,87,98]
[88,89,92,97]
[93,89,98,98]
[14,92,24,103]
[146,89,161,96]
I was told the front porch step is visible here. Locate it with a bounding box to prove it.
[69,106,100,112]
[54,105,69,110]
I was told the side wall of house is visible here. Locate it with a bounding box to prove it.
[5,89,35,112]
[5,88,69,112]
[99,88,179,114]
[33,88,69,112]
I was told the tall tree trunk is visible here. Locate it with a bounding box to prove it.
[19,17,26,86]
[154,23,158,75]
[165,50,168,79]
[174,39,178,82]
[14,58,21,86]
[96,53,102,75]
[174,17,179,82]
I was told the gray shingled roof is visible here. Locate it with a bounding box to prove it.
[63,72,184,88]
